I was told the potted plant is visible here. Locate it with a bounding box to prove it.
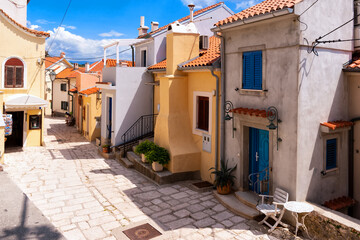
[146,146,170,172]
[135,140,155,163]
[210,160,237,195]
[102,144,110,153]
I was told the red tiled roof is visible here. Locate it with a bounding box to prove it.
[182,36,220,68]
[216,0,302,27]
[45,57,62,69]
[106,59,133,67]
[138,2,224,39]
[148,59,167,70]
[0,9,50,37]
[56,68,85,79]
[344,54,360,70]
[69,88,77,93]
[324,196,356,211]
[232,107,267,118]
[320,121,353,130]
[79,87,100,95]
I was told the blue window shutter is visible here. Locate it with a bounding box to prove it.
[243,52,254,89]
[254,51,262,90]
[326,139,337,170]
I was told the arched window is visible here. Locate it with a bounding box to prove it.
[4,58,24,88]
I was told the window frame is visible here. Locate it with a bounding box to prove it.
[193,91,212,136]
[322,134,340,175]
[2,57,26,89]
[61,101,68,110]
[60,83,67,92]
[242,50,262,90]
[140,48,147,67]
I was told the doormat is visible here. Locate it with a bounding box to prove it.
[123,223,162,240]
[192,181,213,188]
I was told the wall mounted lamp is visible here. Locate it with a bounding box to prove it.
[266,106,282,150]
[225,101,236,138]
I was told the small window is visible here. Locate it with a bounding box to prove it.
[61,101,68,110]
[242,51,262,90]
[326,138,337,170]
[60,83,67,92]
[197,96,209,131]
[4,58,24,88]
[141,50,147,67]
[29,115,41,130]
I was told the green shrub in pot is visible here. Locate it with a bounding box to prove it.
[145,146,170,165]
[135,140,156,155]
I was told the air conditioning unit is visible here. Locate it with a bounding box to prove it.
[199,35,209,50]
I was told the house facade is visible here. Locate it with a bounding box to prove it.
[0,2,49,153]
[99,2,233,148]
[213,0,353,208]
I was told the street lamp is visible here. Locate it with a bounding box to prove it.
[266,106,282,150]
[225,101,236,138]
[48,70,56,116]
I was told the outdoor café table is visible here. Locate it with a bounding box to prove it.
[284,201,314,236]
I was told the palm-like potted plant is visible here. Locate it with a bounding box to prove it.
[210,160,237,195]
[135,140,155,163]
[146,146,170,172]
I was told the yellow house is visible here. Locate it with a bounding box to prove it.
[0,6,49,162]
[75,87,101,142]
[148,22,221,182]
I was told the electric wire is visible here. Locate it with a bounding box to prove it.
[297,0,320,31]
[8,0,26,8]
[46,0,72,53]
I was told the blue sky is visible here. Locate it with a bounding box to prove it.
[27,0,262,61]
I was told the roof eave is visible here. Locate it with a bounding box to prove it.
[343,68,360,73]
[212,8,294,32]
[147,68,166,73]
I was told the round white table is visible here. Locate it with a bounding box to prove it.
[284,201,314,236]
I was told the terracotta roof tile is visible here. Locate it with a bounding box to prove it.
[138,2,224,39]
[69,88,77,93]
[232,107,267,118]
[324,196,356,211]
[182,36,220,68]
[45,57,62,69]
[0,9,50,37]
[216,0,303,27]
[56,68,85,79]
[148,59,167,70]
[105,59,133,67]
[320,121,353,130]
[344,53,360,70]
[79,87,100,95]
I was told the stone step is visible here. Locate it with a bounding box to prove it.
[126,151,200,185]
[235,191,261,209]
[119,158,134,168]
[214,191,260,220]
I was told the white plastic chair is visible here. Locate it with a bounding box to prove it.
[256,188,289,232]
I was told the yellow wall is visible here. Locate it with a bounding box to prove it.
[81,93,101,141]
[0,13,46,148]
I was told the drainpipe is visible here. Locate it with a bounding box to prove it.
[214,31,226,163]
[68,91,74,115]
[131,45,135,67]
[349,117,360,216]
[211,66,220,171]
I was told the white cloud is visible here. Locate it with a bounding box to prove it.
[35,19,55,24]
[46,27,132,61]
[63,25,76,30]
[235,0,262,10]
[99,30,124,37]
[180,0,217,9]
[30,24,40,30]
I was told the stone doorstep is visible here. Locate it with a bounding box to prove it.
[235,191,261,209]
[214,191,261,220]
[98,147,115,159]
[126,151,200,185]
[112,219,167,240]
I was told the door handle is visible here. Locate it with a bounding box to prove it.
[256,152,259,162]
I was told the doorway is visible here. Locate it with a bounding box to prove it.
[249,127,269,194]
[5,111,24,148]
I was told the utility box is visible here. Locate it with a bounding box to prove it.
[202,133,211,153]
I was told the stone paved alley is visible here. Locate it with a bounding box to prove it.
[2,117,300,240]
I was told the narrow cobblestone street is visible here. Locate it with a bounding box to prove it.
[3,117,296,240]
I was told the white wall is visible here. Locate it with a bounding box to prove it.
[53,79,69,114]
[0,0,27,26]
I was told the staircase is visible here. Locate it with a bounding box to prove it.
[214,190,262,219]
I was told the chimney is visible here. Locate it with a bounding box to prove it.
[60,52,66,58]
[85,62,90,72]
[151,21,159,32]
[188,4,195,22]
[137,16,149,36]
[74,63,79,70]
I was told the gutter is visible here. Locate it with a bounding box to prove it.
[211,58,221,171]
[211,8,294,32]
[349,117,360,216]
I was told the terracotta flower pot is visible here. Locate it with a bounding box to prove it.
[152,162,163,172]
[102,147,109,153]
[216,183,231,195]
[141,154,147,163]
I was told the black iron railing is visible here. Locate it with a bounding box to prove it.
[248,167,269,195]
[116,114,157,156]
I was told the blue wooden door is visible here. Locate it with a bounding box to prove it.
[107,97,112,139]
[249,128,269,194]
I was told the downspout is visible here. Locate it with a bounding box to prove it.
[131,45,135,67]
[211,66,220,171]
[214,31,226,163]
[349,117,360,216]
[68,91,74,115]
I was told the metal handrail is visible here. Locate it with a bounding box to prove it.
[248,167,270,194]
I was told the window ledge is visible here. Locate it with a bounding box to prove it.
[193,128,210,136]
[321,168,338,177]
[238,89,267,97]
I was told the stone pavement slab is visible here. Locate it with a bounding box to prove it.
[2,117,303,240]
